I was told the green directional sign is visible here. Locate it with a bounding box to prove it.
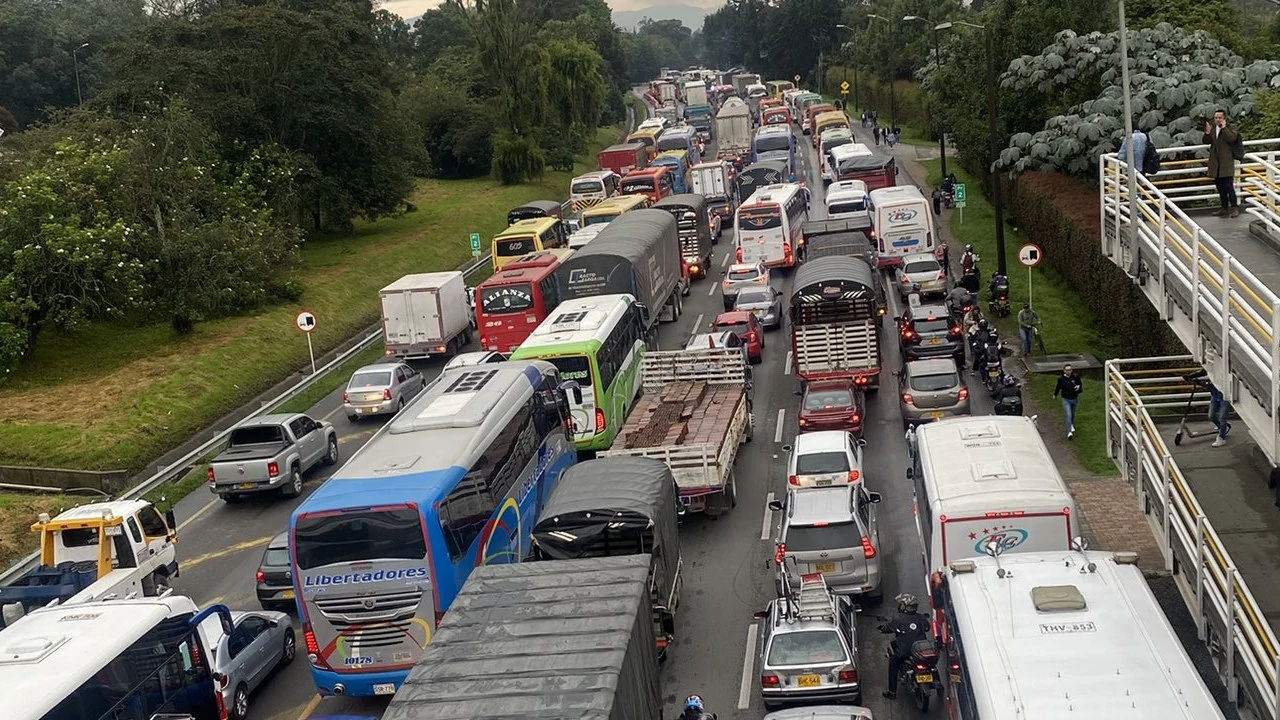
[469,232,481,257]
[953,184,967,204]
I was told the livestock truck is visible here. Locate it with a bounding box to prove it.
[791,256,882,391]
[381,556,662,720]
[378,271,473,360]
[600,347,753,516]
[554,209,689,328]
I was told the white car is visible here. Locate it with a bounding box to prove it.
[786,430,865,488]
[894,252,948,298]
[721,262,771,310]
[444,351,506,371]
[638,117,666,131]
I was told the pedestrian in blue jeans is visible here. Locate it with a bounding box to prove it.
[1208,384,1231,447]
[1053,365,1083,440]
[1018,304,1039,355]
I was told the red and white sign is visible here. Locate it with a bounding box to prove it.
[1018,244,1043,268]
[295,311,317,333]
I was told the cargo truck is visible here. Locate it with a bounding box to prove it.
[791,256,882,390]
[734,159,788,206]
[683,82,713,136]
[554,209,688,327]
[382,556,662,720]
[714,97,752,166]
[690,160,736,230]
[732,73,761,95]
[378,271,473,360]
[598,142,648,176]
[600,348,753,516]
[654,194,715,279]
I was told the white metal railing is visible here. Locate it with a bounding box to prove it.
[1099,139,1280,466]
[1106,356,1280,720]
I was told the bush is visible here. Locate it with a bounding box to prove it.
[1007,171,1182,357]
[491,132,545,185]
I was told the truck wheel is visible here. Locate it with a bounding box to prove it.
[149,571,169,595]
[727,477,738,508]
[282,465,303,498]
[323,436,339,466]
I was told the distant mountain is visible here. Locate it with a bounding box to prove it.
[612,4,710,32]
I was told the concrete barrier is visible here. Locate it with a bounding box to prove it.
[0,465,128,494]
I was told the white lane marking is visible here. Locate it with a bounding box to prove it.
[177,498,218,532]
[738,623,760,709]
[691,313,704,336]
[774,409,786,443]
[722,251,732,267]
[784,350,793,376]
[761,491,775,540]
[708,281,718,297]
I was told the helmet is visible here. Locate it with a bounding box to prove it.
[1004,375,1019,387]
[977,319,989,330]
[895,593,919,613]
[964,244,973,251]
[684,695,705,713]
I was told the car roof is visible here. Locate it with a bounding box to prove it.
[793,430,849,453]
[910,304,950,318]
[788,485,855,525]
[352,363,401,374]
[728,262,764,273]
[715,310,753,323]
[736,285,774,297]
[906,358,960,375]
[806,378,855,392]
[901,252,940,264]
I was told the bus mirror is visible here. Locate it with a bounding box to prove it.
[868,491,882,504]
[559,380,583,405]
[905,467,914,480]
[1071,537,1089,552]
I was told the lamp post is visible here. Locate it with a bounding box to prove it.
[72,42,89,106]
[836,24,858,113]
[903,15,947,178]
[936,20,1006,276]
[867,14,897,127]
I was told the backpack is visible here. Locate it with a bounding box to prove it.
[1230,133,1246,162]
[1141,139,1161,175]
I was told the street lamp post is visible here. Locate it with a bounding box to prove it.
[903,15,947,177]
[72,42,89,106]
[867,14,897,127]
[836,24,858,114]
[936,20,1006,276]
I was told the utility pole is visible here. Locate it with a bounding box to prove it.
[73,42,89,106]
[904,15,947,177]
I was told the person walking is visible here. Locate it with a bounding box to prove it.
[1208,384,1231,448]
[1203,109,1241,218]
[1017,304,1039,355]
[932,188,943,215]
[1117,128,1151,176]
[873,126,881,146]
[1053,364,1083,440]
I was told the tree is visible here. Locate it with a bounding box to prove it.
[0,104,17,136]
[996,24,1280,175]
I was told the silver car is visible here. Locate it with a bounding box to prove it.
[755,573,862,709]
[343,362,426,421]
[765,707,874,720]
[894,252,947,298]
[722,262,771,309]
[898,358,971,427]
[770,483,883,601]
[734,285,784,329]
[200,610,295,720]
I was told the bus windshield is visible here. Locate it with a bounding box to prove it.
[739,206,782,231]
[622,179,655,194]
[657,138,688,153]
[479,283,535,315]
[828,201,866,215]
[545,355,592,386]
[293,507,428,569]
[496,235,537,257]
[755,136,791,153]
[571,180,603,195]
[584,213,619,226]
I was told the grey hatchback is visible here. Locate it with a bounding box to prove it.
[898,358,971,427]
[734,285,784,329]
[255,531,294,612]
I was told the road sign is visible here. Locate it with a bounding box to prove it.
[295,311,317,333]
[953,183,967,204]
[793,74,801,83]
[469,231,481,258]
[840,81,850,92]
[1019,243,1043,268]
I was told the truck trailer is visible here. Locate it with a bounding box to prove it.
[790,256,882,390]
[378,271,473,360]
[714,98,752,165]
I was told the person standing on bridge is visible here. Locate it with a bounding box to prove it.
[1203,109,1241,218]
[1208,384,1231,448]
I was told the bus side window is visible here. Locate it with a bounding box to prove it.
[540,276,560,312]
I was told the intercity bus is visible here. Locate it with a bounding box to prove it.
[735,183,808,269]
[289,361,577,698]
[580,194,652,227]
[751,125,797,180]
[490,217,568,272]
[509,294,648,454]
[473,251,568,353]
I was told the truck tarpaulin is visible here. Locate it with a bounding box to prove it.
[791,256,878,321]
[735,160,788,205]
[554,210,680,323]
[382,555,662,720]
[834,152,897,190]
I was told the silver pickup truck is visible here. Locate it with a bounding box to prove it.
[206,413,338,502]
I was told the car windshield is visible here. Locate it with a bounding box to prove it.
[913,319,951,334]
[717,321,751,335]
[795,451,850,475]
[786,521,862,553]
[805,389,854,411]
[349,371,392,388]
[766,629,849,666]
[904,260,939,274]
[911,371,959,392]
[728,267,761,282]
[736,289,771,305]
[263,547,290,566]
[571,181,602,194]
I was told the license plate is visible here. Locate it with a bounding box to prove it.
[929,411,945,419]
[278,590,295,600]
[927,338,943,346]
[815,562,836,573]
[815,478,833,486]
[797,674,821,687]
[236,483,255,490]
[916,673,934,684]
[373,683,397,696]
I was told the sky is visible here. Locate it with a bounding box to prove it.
[382,0,719,21]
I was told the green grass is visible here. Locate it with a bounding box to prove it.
[0,125,622,474]
[922,160,1119,475]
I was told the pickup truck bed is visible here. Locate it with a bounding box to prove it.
[214,442,288,463]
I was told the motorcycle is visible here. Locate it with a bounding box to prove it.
[988,277,1010,318]
[981,344,1004,394]
[993,375,1024,416]
[884,639,942,712]
[940,189,956,209]
[947,292,974,324]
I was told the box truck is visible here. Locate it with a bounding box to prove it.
[378,271,473,360]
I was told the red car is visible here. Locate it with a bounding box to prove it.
[798,378,865,438]
[712,311,764,363]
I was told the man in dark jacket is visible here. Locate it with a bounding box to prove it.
[1053,364,1084,440]
[1203,109,1240,218]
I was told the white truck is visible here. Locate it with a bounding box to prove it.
[379,271,473,360]
[690,161,736,231]
[714,98,752,161]
[0,500,179,629]
[600,348,752,516]
[683,82,708,107]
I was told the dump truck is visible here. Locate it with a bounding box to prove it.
[600,347,752,516]
[382,555,662,720]
[790,256,882,390]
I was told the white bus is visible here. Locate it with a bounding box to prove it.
[907,416,1078,580]
[868,185,936,268]
[825,179,871,224]
[735,183,808,269]
[8,594,230,720]
[934,550,1226,719]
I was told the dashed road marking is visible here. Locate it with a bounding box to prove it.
[738,623,760,709]
[762,491,775,540]
[774,409,786,443]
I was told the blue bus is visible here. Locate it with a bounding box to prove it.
[751,125,797,181]
[289,360,577,698]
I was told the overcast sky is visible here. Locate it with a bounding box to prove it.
[382,0,721,20]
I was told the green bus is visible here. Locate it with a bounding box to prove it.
[509,293,648,453]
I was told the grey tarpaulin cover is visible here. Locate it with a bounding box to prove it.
[382,555,661,720]
[532,457,680,603]
[554,209,680,311]
[834,152,894,176]
[790,255,878,322]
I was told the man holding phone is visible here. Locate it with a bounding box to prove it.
[1203,109,1241,218]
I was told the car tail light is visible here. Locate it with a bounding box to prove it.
[900,276,911,285]
[748,331,758,343]
[384,349,394,356]
[783,242,793,260]
[850,413,861,425]
[861,536,877,558]
[838,667,859,683]
[787,474,798,486]
[774,543,786,565]
[797,417,808,428]
[949,325,963,337]
[255,570,265,583]
[383,388,392,400]
[902,393,915,405]
[936,270,946,280]
[761,673,781,688]
[958,387,969,401]
[267,461,280,478]
[735,247,744,262]
[902,329,917,341]
[215,672,228,690]
[342,390,349,403]
[595,408,606,434]
[206,467,215,482]
[847,470,860,482]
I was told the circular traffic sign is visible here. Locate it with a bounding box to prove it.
[295,311,317,333]
[1018,243,1043,268]
[794,74,801,83]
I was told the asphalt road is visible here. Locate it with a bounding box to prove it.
[159,112,1003,720]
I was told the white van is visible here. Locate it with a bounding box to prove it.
[569,170,619,213]
[868,185,935,269]
[824,180,871,224]
[906,416,1078,582]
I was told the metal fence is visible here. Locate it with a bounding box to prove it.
[1106,356,1280,720]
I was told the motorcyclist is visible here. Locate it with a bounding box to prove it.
[970,319,994,372]
[997,374,1021,401]
[681,694,717,720]
[880,593,932,700]
[941,174,955,195]
[989,271,1009,300]
[946,285,972,317]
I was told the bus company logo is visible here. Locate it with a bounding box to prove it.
[303,567,428,587]
[969,526,1029,555]
[744,216,772,228]
[478,497,523,566]
[888,208,918,222]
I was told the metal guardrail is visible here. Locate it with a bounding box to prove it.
[1105,356,1280,720]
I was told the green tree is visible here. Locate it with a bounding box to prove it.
[412,2,476,70]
